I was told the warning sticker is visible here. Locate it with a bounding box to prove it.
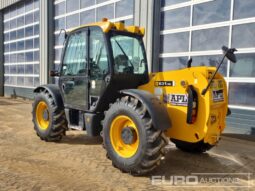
[212,89,224,102]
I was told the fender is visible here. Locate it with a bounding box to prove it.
[34,84,64,109]
[120,89,171,130]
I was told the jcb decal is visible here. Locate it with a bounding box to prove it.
[164,94,188,106]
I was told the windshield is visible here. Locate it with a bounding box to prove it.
[110,34,147,75]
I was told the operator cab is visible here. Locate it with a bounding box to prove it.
[53,20,149,113]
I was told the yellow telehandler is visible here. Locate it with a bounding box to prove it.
[32,19,236,174]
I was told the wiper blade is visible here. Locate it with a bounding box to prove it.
[113,39,134,69]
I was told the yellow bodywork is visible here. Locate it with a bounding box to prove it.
[69,18,145,36]
[139,67,228,145]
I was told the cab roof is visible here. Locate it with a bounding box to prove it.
[68,18,145,36]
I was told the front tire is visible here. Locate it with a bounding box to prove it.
[32,90,67,142]
[102,96,168,175]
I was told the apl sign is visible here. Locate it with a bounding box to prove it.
[164,94,188,106]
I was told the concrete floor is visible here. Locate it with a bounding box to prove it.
[0,97,254,191]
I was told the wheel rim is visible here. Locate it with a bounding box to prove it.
[36,101,50,130]
[110,115,139,158]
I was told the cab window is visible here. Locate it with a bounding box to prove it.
[62,31,87,76]
[89,27,109,79]
[110,34,147,75]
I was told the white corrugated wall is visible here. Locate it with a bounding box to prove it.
[0,0,21,10]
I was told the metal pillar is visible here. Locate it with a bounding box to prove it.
[134,0,155,72]
[39,0,54,85]
[0,11,4,96]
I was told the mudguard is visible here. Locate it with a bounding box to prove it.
[34,84,64,109]
[120,89,171,130]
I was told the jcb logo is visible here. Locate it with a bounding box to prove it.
[164,94,188,106]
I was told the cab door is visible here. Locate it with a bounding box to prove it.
[88,26,110,110]
[59,29,89,110]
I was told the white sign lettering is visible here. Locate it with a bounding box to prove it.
[164,94,188,106]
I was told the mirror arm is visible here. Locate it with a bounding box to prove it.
[201,52,227,96]
[49,70,60,77]
[59,29,68,39]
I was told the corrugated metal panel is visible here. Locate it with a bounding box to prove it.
[225,108,255,135]
[4,86,34,99]
[0,0,21,10]
[0,12,3,96]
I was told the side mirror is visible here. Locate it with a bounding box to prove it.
[49,70,60,77]
[222,46,237,63]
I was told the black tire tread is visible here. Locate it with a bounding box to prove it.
[32,89,67,142]
[102,95,168,175]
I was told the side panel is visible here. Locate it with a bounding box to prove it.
[139,67,228,145]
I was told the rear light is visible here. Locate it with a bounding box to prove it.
[187,85,198,124]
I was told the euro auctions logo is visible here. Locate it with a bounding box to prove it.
[151,173,252,187]
[152,175,198,186]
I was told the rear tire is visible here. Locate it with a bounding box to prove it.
[102,96,168,175]
[32,89,67,142]
[173,139,213,153]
